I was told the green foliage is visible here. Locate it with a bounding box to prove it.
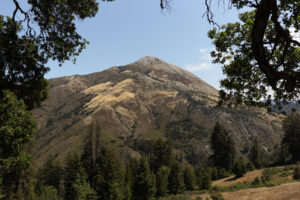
[293,162,300,180]
[148,139,174,172]
[166,118,206,141]
[210,192,224,200]
[35,186,62,200]
[210,122,236,171]
[0,0,102,109]
[130,138,174,172]
[93,147,125,200]
[183,166,196,191]
[232,158,247,178]
[168,162,185,194]
[64,153,94,200]
[282,114,300,162]
[261,168,278,183]
[132,157,156,200]
[156,166,170,198]
[208,7,300,107]
[158,193,192,200]
[36,155,64,196]
[250,138,263,169]
[0,90,36,198]
[195,167,211,190]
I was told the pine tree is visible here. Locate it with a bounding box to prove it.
[250,138,263,169]
[183,165,196,191]
[64,153,95,200]
[232,158,247,178]
[155,165,170,198]
[282,114,300,162]
[93,147,125,200]
[168,162,184,194]
[148,139,174,173]
[132,157,156,200]
[210,122,236,171]
[36,155,64,196]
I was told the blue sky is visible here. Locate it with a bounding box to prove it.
[1,0,243,89]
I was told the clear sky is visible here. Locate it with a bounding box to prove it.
[1,0,243,89]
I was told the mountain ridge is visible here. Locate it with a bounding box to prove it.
[32,57,283,166]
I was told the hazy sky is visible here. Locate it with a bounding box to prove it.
[1,0,244,89]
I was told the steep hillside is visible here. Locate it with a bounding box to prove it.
[32,56,284,166]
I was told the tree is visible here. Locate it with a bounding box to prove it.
[161,0,300,106]
[294,162,300,180]
[250,138,263,169]
[210,122,236,171]
[208,6,300,107]
[0,0,103,109]
[132,157,156,200]
[64,153,96,200]
[168,162,184,194]
[36,155,64,196]
[148,139,174,173]
[92,147,125,200]
[232,158,247,178]
[35,186,62,200]
[0,90,36,198]
[183,165,196,191]
[155,165,170,198]
[282,114,300,162]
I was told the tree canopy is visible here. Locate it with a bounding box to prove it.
[1,0,103,109]
[161,0,300,107]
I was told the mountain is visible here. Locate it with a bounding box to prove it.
[32,56,284,166]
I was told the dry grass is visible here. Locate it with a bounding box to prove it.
[222,182,300,200]
[212,169,263,187]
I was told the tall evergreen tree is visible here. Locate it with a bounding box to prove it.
[148,139,174,173]
[195,167,211,190]
[282,114,300,162]
[155,165,170,198]
[168,162,184,194]
[232,158,247,178]
[93,147,125,200]
[250,138,263,169]
[183,165,196,191]
[210,122,236,170]
[64,153,95,200]
[132,157,156,200]
[36,155,64,196]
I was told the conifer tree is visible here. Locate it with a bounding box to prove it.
[232,158,247,178]
[132,157,156,200]
[168,162,184,194]
[210,122,236,171]
[36,155,64,196]
[282,114,300,162]
[195,167,212,190]
[155,165,170,198]
[250,138,263,169]
[183,165,196,191]
[148,139,174,173]
[64,153,96,200]
[93,147,125,200]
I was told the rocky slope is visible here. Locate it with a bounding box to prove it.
[32,56,284,166]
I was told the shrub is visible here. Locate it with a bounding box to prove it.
[232,159,247,178]
[293,162,300,180]
[210,192,224,200]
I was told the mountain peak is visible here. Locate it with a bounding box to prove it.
[135,56,166,65]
